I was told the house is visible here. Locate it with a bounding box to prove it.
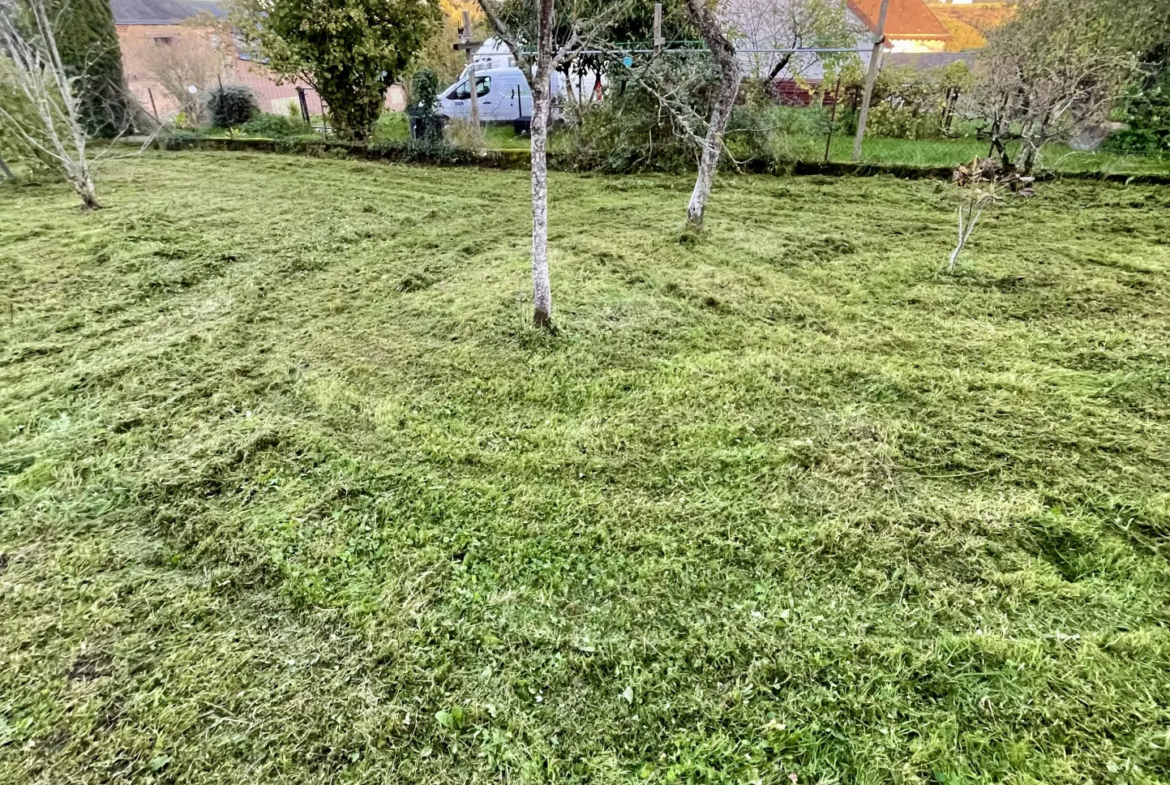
[848,0,953,53]
[727,0,957,91]
[110,0,406,122]
[926,1,1016,52]
[727,0,962,106]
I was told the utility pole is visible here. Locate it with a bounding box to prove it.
[852,0,890,161]
[460,9,480,130]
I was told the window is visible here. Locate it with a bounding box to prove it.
[150,35,175,45]
[447,76,491,100]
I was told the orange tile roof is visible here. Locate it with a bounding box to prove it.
[847,0,952,40]
[930,3,1016,50]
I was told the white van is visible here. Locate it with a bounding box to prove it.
[436,67,561,124]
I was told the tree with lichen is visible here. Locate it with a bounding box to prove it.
[477,0,635,331]
[972,0,1165,173]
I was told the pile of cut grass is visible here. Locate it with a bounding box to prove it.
[2,152,1170,784]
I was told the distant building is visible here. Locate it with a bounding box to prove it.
[847,0,953,53]
[926,1,1017,52]
[110,0,405,122]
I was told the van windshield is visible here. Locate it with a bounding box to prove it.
[447,76,491,100]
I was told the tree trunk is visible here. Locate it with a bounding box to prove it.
[72,172,102,209]
[683,0,741,231]
[529,78,554,330]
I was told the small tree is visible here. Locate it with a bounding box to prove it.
[477,0,634,331]
[680,0,741,231]
[229,0,440,141]
[140,30,225,125]
[0,0,101,207]
[947,158,1034,273]
[724,0,860,86]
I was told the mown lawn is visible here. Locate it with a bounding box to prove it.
[2,152,1170,785]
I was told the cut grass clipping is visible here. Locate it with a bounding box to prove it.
[2,151,1170,784]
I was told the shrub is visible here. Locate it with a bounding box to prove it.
[408,68,442,142]
[53,0,132,136]
[726,101,829,164]
[367,137,482,165]
[241,113,312,138]
[859,62,973,140]
[207,85,259,128]
[160,130,201,149]
[562,57,720,173]
[1103,55,1170,156]
[443,118,485,150]
[0,59,56,179]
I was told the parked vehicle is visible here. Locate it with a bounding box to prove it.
[436,68,561,125]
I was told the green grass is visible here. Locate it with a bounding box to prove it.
[827,137,1170,176]
[3,152,1170,784]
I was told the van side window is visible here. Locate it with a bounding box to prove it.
[448,76,492,101]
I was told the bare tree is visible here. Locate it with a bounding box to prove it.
[0,0,102,207]
[140,29,226,124]
[0,0,155,208]
[970,0,1154,173]
[723,0,858,85]
[681,0,740,231]
[947,157,1033,272]
[477,0,631,331]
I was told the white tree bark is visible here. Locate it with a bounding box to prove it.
[477,0,632,330]
[529,74,554,329]
[0,0,101,208]
[683,0,742,231]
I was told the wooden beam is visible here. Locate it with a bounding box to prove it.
[851,0,891,161]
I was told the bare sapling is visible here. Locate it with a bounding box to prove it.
[947,157,1034,273]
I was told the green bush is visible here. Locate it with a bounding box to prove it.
[207,86,260,129]
[0,59,58,179]
[241,113,312,138]
[367,137,482,165]
[408,68,442,142]
[561,57,720,173]
[1103,56,1170,156]
[860,62,973,140]
[726,99,830,163]
[51,0,132,137]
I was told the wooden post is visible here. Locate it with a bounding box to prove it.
[653,3,664,53]
[462,9,480,130]
[852,0,890,161]
[824,72,843,164]
[147,88,161,123]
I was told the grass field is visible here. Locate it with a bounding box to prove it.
[2,152,1170,784]
[357,109,1170,175]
